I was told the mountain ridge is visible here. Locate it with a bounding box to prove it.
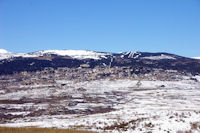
[0,49,192,60]
[0,49,200,75]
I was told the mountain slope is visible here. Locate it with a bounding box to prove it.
[0,49,200,75]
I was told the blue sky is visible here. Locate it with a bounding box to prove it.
[0,0,199,57]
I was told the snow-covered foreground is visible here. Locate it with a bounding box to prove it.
[0,78,200,133]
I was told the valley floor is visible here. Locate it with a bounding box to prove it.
[0,76,200,133]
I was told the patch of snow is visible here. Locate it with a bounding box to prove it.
[194,75,200,82]
[142,54,176,60]
[0,90,5,94]
[6,112,30,115]
[0,49,9,53]
[192,57,200,60]
[122,51,141,59]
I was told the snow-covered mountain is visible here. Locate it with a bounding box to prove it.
[0,49,112,60]
[0,49,178,61]
[0,48,199,75]
[30,50,111,60]
[0,49,110,60]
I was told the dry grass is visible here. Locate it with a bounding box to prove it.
[0,127,96,133]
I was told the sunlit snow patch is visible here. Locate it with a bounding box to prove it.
[142,54,176,60]
[192,57,200,60]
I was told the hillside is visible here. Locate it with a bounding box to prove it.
[0,49,200,133]
[0,49,200,75]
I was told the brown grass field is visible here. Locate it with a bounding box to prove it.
[0,127,97,133]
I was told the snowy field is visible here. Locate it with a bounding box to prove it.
[0,77,200,133]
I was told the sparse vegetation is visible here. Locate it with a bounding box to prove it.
[191,122,200,130]
[0,127,96,133]
[103,118,146,131]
